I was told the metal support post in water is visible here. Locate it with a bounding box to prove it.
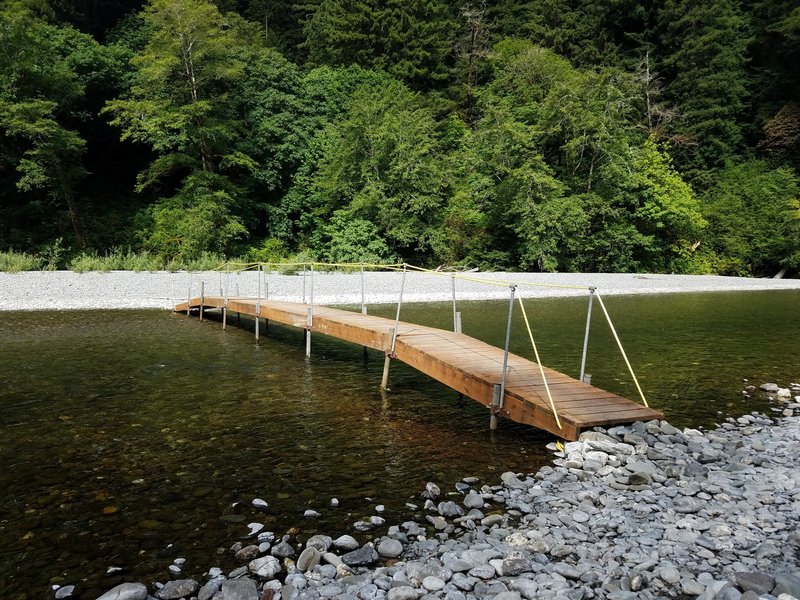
[499,286,516,409]
[306,307,312,358]
[381,327,395,390]
[490,384,501,430]
[199,281,205,321]
[455,311,462,334]
[579,287,595,383]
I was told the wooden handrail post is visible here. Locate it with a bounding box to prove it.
[579,287,595,383]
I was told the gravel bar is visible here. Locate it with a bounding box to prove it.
[1,270,799,311]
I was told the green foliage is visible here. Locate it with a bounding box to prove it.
[658,0,750,179]
[1,1,799,277]
[702,159,800,275]
[137,173,248,261]
[309,78,447,257]
[0,250,42,272]
[303,0,455,89]
[319,211,397,264]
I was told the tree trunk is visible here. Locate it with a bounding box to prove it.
[56,163,88,248]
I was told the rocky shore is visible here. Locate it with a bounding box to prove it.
[2,270,800,311]
[68,384,800,600]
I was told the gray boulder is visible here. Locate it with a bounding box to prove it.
[96,583,149,600]
[222,578,258,600]
[342,544,379,567]
[155,579,199,600]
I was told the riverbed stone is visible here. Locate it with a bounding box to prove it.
[271,539,295,558]
[249,556,281,579]
[156,579,199,599]
[377,539,403,558]
[772,573,800,598]
[297,547,321,572]
[198,580,221,600]
[96,583,149,600]
[342,544,379,567]
[235,544,260,562]
[422,577,446,592]
[54,586,75,599]
[463,493,484,509]
[333,535,360,551]
[387,587,420,600]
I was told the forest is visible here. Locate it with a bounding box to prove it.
[0,0,799,275]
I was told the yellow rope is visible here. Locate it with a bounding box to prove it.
[517,296,562,430]
[594,292,649,408]
[402,263,589,291]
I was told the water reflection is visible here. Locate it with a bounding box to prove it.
[0,290,798,598]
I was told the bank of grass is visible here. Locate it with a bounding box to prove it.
[0,249,230,272]
[0,250,42,272]
[0,249,327,273]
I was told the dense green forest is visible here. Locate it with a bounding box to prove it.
[1,0,799,274]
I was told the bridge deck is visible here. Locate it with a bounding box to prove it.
[175,297,663,440]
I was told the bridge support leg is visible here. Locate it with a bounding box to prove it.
[380,355,391,390]
[490,384,501,430]
[222,305,227,330]
[199,281,205,322]
[305,308,312,358]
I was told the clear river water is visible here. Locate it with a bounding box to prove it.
[0,290,798,599]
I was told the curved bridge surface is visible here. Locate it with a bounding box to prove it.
[175,296,663,441]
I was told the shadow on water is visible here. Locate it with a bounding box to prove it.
[0,289,798,598]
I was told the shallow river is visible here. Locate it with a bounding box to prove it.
[0,290,798,598]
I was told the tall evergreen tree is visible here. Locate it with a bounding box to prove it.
[658,0,750,180]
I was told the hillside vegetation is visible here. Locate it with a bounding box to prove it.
[1,0,798,274]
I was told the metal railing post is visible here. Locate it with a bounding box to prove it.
[223,262,229,331]
[451,273,457,332]
[579,287,595,383]
[186,284,191,316]
[255,265,261,343]
[360,263,366,315]
[499,285,516,409]
[390,264,407,355]
[199,281,205,321]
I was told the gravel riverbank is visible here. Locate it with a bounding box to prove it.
[79,387,799,600]
[1,270,800,311]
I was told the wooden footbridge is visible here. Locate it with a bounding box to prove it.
[175,264,662,441]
